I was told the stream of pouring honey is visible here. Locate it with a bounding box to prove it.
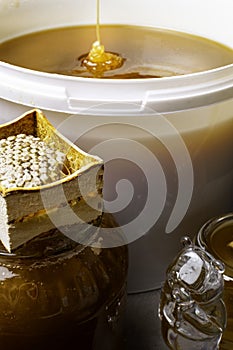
[81,0,124,77]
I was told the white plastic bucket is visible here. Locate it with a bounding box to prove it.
[0,0,232,292]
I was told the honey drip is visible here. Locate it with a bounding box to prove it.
[80,0,124,77]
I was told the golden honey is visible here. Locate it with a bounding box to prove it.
[80,0,124,77]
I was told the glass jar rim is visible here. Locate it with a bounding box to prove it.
[196,212,233,276]
[0,232,85,262]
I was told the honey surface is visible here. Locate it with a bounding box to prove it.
[0,25,232,78]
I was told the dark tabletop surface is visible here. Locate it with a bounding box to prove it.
[92,287,169,350]
[122,290,169,350]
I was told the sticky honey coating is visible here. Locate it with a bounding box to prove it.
[0,133,67,189]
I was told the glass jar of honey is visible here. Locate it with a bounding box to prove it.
[0,213,128,350]
[195,213,233,350]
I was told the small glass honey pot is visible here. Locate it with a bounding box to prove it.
[159,236,227,350]
[195,213,233,350]
[159,213,233,350]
